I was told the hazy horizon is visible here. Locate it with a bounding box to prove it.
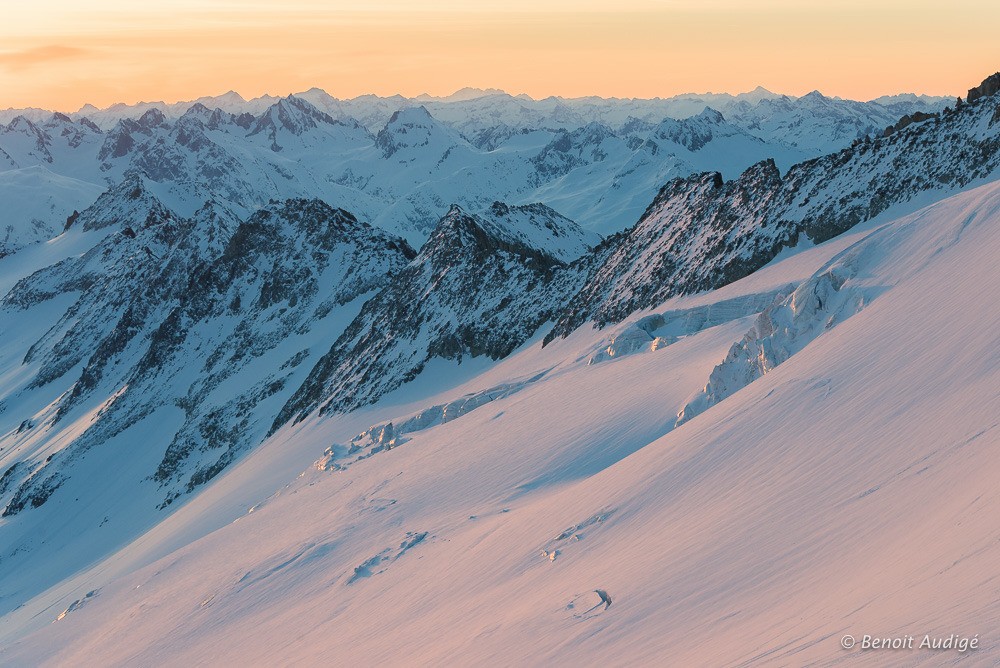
[0,82,964,116]
[2,0,997,110]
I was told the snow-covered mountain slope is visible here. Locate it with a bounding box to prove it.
[4,176,999,665]
[0,114,104,182]
[0,74,994,665]
[548,87,1000,338]
[0,166,104,257]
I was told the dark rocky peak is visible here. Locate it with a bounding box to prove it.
[3,115,41,134]
[620,116,655,137]
[334,114,369,133]
[548,81,1000,341]
[98,117,145,161]
[484,201,598,262]
[41,112,100,147]
[233,111,256,129]
[417,200,597,268]
[540,122,614,153]
[180,103,213,121]
[418,205,564,269]
[172,108,216,150]
[574,121,616,143]
[1,115,52,161]
[531,123,617,179]
[967,72,1000,104]
[735,157,782,191]
[643,158,781,218]
[38,195,413,502]
[77,117,102,133]
[230,199,414,265]
[694,106,726,123]
[187,199,242,251]
[467,124,517,150]
[385,105,435,126]
[137,108,168,131]
[251,197,360,235]
[273,202,585,423]
[800,90,831,104]
[206,107,235,130]
[246,95,341,151]
[881,110,938,137]
[640,170,725,215]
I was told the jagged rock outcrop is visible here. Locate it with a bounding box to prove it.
[275,202,595,423]
[967,72,1000,103]
[531,123,616,180]
[546,76,1000,340]
[1,193,415,515]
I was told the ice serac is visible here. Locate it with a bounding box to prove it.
[275,202,593,424]
[548,80,1000,340]
[676,264,866,426]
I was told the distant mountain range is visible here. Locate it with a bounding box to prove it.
[0,86,948,257]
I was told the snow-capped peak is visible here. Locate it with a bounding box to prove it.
[70,172,177,232]
[374,106,462,158]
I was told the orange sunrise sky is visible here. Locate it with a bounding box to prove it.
[2,0,999,111]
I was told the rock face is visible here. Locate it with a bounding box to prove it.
[967,72,1000,103]
[276,202,595,423]
[546,82,1000,340]
[1,191,415,514]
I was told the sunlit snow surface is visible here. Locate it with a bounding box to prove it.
[2,180,998,664]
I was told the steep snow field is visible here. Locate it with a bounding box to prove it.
[3,179,998,665]
[0,167,103,256]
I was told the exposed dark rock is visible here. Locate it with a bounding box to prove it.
[967,72,1000,103]
[275,202,594,423]
[547,92,1000,339]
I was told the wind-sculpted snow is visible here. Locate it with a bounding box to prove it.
[9,179,1000,665]
[0,167,103,257]
[548,87,1000,339]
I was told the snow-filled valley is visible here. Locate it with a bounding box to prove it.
[0,76,999,665]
